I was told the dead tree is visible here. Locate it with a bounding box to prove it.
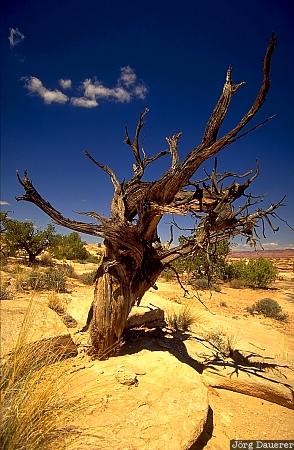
[17,36,282,353]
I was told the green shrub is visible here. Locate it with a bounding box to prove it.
[173,238,230,284]
[28,268,67,292]
[190,277,221,291]
[0,252,8,269]
[227,258,277,289]
[247,298,289,322]
[86,254,101,264]
[162,268,174,282]
[190,277,210,290]
[78,270,96,285]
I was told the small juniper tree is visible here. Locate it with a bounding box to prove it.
[1,216,55,264]
[16,36,283,353]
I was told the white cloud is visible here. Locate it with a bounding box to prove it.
[119,66,137,87]
[23,76,69,104]
[22,66,147,108]
[82,79,131,103]
[132,84,148,99]
[59,79,72,89]
[0,200,10,206]
[8,27,25,48]
[71,97,98,108]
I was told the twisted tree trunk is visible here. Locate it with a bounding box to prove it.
[91,236,163,353]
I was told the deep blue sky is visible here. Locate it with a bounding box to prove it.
[1,0,293,247]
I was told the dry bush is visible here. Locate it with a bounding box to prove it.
[39,252,53,266]
[47,292,67,315]
[166,305,196,331]
[0,301,86,450]
[61,263,77,278]
[205,329,237,357]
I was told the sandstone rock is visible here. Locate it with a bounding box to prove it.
[127,305,165,329]
[115,365,138,386]
[202,366,294,410]
[65,350,209,450]
[0,300,77,358]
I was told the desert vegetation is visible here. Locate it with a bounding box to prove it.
[0,301,86,450]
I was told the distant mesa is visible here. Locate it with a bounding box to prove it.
[229,248,294,259]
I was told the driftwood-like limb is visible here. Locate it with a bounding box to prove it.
[202,66,245,146]
[16,171,104,237]
[166,132,182,169]
[84,150,126,219]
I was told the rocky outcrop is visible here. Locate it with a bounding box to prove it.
[127,305,165,329]
[65,350,209,450]
[202,366,294,410]
[0,300,77,358]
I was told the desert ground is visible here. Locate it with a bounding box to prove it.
[1,248,294,449]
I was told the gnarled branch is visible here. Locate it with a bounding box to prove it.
[16,171,104,237]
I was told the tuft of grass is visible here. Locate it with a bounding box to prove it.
[0,300,86,450]
[166,305,196,331]
[47,292,77,328]
[205,329,237,357]
[47,292,67,315]
[247,298,289,322]
[0,286,12,300]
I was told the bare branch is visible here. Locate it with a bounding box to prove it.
[166,264,189,296]
[202,66,245,146]
[149,35,277,203]
[142,150,169,168]
[74,210,107,223]
[166,132,182,169]
[84,150,120,191]
[228,114,277,145]
[16,171,104,237]
[124,108,149,177]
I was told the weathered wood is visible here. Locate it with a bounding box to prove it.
[16,37,281,353]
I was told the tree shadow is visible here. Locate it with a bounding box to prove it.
[120,327,293,448]
[121,328,291,378]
